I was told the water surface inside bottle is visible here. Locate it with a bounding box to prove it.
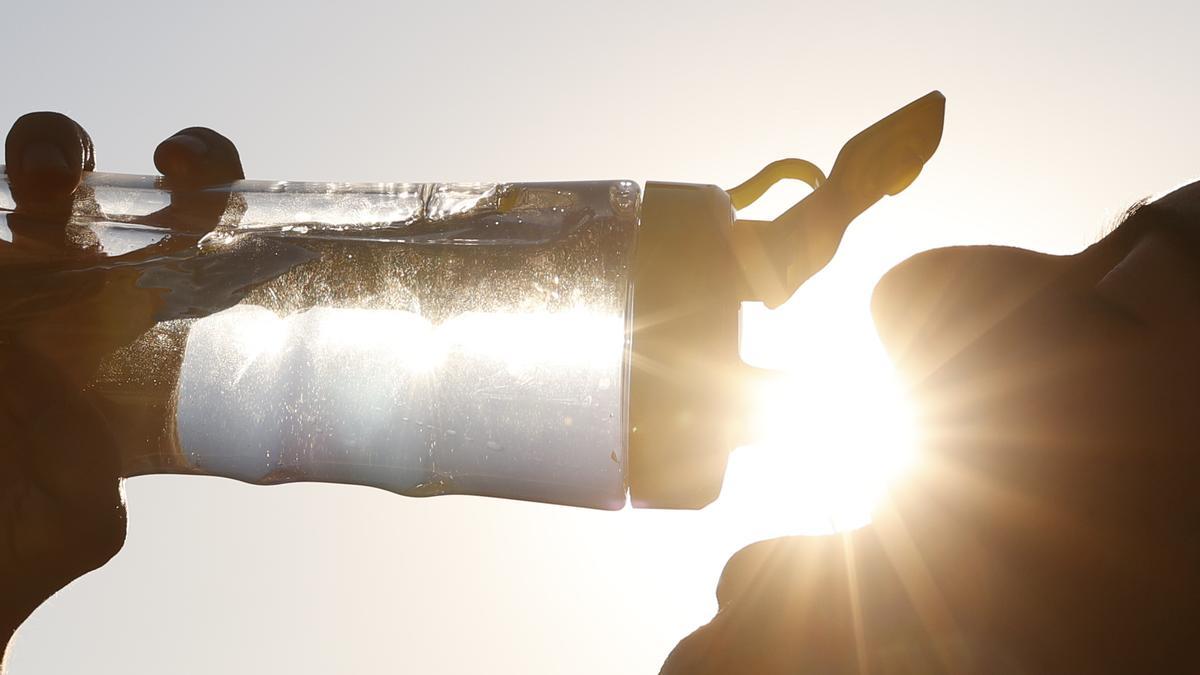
[0,172,639,509]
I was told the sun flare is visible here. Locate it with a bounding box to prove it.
[690,178,922,539]
[707,302,919,540]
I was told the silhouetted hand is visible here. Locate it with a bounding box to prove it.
[665,182,1200,673]
[0,112,244,654]
[0,343,125,645]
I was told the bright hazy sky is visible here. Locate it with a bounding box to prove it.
[5,1,1199,673]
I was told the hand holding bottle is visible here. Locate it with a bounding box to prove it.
[0,112,243,655]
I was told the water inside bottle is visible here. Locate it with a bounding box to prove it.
[0,172,639,509]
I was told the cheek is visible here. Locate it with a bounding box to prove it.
[899,292,1200,557]
[1104,331,1200,448]
[1089,231,1200,450]
[884,302,1200,653]
[890,294,1181,554]
[909,295,1146,457]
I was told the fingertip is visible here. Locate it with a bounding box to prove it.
[154,126,244,187]
[5,111,92,203]
[154,133,209,179]
[19,141,75,194]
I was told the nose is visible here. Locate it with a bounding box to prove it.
[871,245,1070,383]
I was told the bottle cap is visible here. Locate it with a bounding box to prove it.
[628,91,945,508]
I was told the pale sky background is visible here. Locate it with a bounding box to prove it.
[4,1,1200,673]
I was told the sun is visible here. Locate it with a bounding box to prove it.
[703,300,919,541]
[686,176,922,540]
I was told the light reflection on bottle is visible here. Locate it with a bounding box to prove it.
[177,305,628,508]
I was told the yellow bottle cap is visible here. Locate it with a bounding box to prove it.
[629,91,945,508]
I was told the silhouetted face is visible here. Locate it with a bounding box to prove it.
[663,181,1200,675]
[868,179,1200,670]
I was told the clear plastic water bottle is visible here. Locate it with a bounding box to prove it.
[0,92,943,510]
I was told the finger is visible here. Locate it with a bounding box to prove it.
[4,111,95,204]
[0,344,122,515]
[0,343,125,613]
[153,126,244,188]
